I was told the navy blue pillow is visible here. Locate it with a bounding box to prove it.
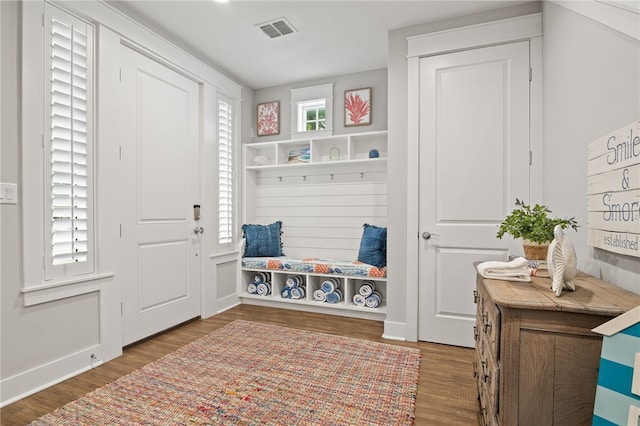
[242,221,283,257]
[357,223,387,267]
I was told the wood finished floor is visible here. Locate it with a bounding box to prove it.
[1,305,479,425]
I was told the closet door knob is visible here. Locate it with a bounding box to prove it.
[422,231,439,240]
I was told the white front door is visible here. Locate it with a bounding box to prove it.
[418,41,530,347]
[120,46,201,345]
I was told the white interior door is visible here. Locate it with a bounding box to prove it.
[120,46,201,345]
[418,41,530,347]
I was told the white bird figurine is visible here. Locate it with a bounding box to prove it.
[547,224,577,296]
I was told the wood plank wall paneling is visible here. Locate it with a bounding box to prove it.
[252,178,388,259]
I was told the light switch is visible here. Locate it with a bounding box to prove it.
[0,182,18,204]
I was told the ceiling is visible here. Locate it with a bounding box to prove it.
[106,0,526,89]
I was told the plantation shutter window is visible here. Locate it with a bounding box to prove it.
[44,5,95,279]
[218,97,235,246]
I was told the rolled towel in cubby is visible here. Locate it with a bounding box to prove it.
[365,291,382,308]
[325,288,343,304]
[334,287,343,300]
[247,283,258,294]
[325,292,340,304]
[321,278,339,294]
[313,289,327,302]
[290,286,305,299]
[286,275,304,288]
[280,286,291,299]
[256,282,271,296]
[358,280,376,297]
[253,272,270,284]
[353,294,366,307]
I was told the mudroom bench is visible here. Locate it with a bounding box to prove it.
[240,131,389,321]
[239,256,387,321]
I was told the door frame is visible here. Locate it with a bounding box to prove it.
[404,13,543,342]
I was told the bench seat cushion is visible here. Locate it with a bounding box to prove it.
[242,256,386,279]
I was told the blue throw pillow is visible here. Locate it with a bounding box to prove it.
[242,221,283,257]
[357,223,387,267]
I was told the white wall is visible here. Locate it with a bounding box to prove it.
[386,2,543,340]
[2,0,103,399]
[252,68,388,142]
[1,0,243,406]
[4,0,637,407]
[542,2,640,293]
[245,69,389,260]
[387,0,639,341]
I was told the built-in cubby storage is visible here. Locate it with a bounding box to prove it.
[240,268,387,320]
[244,130,387,169]
[241,130,388,321]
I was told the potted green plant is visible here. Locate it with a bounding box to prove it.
[497,199,579,260]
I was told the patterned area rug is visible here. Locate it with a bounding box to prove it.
[31,320,420,425]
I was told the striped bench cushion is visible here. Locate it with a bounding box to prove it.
[242,256,386,279]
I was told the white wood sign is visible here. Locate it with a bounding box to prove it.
[587,120,640,257]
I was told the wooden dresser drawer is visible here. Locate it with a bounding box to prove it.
[474,284,501,425]
[481,346,499,415]
[475,285,500,358]
[479,373,499,426]
[480,293,500,358]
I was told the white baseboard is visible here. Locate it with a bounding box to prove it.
[239,297,386,322]
[382,319,407,341]
[201,293,241,319]
[0,346,101,407]
[215,298,241,316]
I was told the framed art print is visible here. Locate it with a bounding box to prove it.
[257,101,280,136]
[344,87,371,126]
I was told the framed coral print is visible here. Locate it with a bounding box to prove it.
[344,87,371,126]
[257,101,280,136]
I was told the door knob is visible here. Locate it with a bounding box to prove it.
[193,227,204,234]
[422,231,438,240]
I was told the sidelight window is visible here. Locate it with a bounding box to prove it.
[42,4,95,280]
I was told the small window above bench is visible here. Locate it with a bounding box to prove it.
[290,83,333,139]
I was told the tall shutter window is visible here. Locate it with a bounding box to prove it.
[218,98,234,245]
[44,5,94,279]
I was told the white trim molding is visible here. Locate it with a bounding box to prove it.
[54,0,242,99]
[407,13,542,58]
[21,273,114,306]
[553,0,640,41]
[0,345,101,408]
[382,320,407,341]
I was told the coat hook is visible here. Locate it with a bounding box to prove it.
[360,172,364,179]
[330,174,334,180]
[303,175,307,181]
[278,176,282,182]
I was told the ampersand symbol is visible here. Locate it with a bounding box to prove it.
[621,168,630,190]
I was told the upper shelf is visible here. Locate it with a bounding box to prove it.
[244,130,387,169]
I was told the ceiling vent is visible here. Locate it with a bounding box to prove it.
[257,18,297,39]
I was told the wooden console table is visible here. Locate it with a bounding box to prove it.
[474,271,640,425]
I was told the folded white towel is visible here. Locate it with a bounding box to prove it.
[476,257,531,282]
